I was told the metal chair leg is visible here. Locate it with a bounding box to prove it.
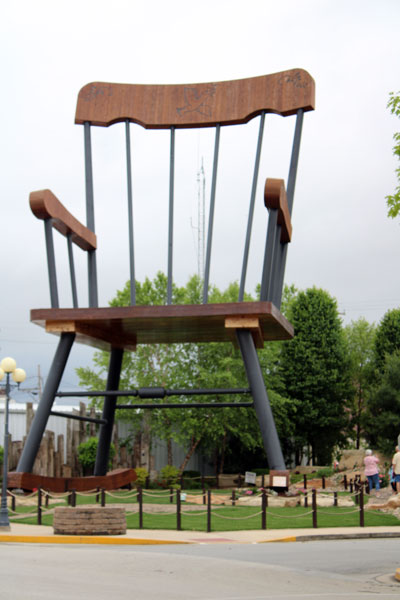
[17,332,76,473]
[236,329,286,470]
[94,347,124,476]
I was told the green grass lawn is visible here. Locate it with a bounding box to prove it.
[8,488,400,531]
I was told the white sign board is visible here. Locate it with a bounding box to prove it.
[245,471,257,485]
[272,475,287,488]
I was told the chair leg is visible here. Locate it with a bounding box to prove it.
[16,332,76,473]
[236,329,286,470]
[94,347,124,476]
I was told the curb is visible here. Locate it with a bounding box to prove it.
[0,534,189,545]
[2,531,400,546]
[294,532,400,542]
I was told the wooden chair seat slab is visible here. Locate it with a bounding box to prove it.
[31,302,294,351]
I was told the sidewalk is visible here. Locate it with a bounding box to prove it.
[1,523,400,545]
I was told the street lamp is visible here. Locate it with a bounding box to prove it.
[0,357,26,530]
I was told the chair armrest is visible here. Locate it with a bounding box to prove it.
[30,189,97,251]
[264,178,292,243]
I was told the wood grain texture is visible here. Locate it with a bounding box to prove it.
[225,316,264,348]
[264,178,292,243]
[31,302,294,351]
[75,69,315,129]
[8,468,137,492]
[30,189,97,251]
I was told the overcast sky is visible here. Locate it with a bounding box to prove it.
[1,0,399,400]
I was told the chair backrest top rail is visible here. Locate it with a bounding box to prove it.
[75,68,315,129]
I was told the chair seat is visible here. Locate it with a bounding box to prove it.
[31,301,293,351]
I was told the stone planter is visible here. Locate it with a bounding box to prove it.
[53,506,126,535]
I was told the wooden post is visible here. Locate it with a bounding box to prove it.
[322,475,325,489]
[343,474,347,490]
[71,489,76,507]
[96,487,100,503]
[349,479,353,494]
[176,489,181,531]
[312,489,317,529]
[207,489,211,533]
[303,474,307,489]
[138,487,143,529]
[231,490,236,506]
[203,489,206,505]
[359,486,364,527]
[261,489,266,530]
[37,487,42,525]
[304,492,308,508]
[170,488,174,504]
[101,488,105,507]
[333,491,338,506]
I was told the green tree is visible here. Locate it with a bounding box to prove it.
[386,91,400,218]
[281,287,351,465]
[343,318,376,448]
[373,308,400,373]
[77,273,291,474]
[363,352,400,455]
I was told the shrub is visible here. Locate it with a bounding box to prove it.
[182,470,201,478]
[77,437,115,473]
[316,467,334,478]
[160,465,180,487]
[252,468,269,476]
[135,467,149,488]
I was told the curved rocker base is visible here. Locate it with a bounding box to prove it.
[7,468,137,493]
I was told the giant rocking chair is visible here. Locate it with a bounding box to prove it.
[13,69,315,491]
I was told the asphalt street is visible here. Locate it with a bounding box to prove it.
[0,538,399,599]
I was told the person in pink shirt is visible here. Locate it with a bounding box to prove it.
[364,449,380,496]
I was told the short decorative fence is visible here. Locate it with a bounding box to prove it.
[6,484,379,532]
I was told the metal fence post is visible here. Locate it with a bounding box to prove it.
[37,488,42,525]
[359,486,364,527]
[207,490,211,533]
[312,489,317,529]
[138,487,143,529]
[176,490,181,531]
[261,489,267,530]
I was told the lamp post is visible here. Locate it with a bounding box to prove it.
[0,357,26,530]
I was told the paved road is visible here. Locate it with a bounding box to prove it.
[0,539,399,599]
